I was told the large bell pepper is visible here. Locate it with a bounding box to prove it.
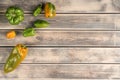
[5,6,24,25]
[4,44,28,73]
[44,2,56,18]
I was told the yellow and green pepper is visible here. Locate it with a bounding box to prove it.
[45,2,56,18]
[4,44,28,73]
[5,6,24,25]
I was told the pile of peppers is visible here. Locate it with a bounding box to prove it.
[4,2,56,73]
[33,2,56,18]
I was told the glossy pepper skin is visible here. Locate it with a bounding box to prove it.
[45,2,56,18]
[5,6,24,25]
[33,4,42,16]
[34,20,49,28]
[23,28,36,37]
[4,44,28,73]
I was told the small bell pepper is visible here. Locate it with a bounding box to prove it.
[6,30,16,39]
[33,4,42,16]
[23,28,36,37]
[4,44,28,73]
[44,2,56,18]
[5,6,24,25]
[34,20,49,28]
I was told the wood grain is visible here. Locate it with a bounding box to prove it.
[1,48,120,63]
[0,79,114,80]
[0,30,115,46]
[0,64,119,79]
[1,0,120,13]
[115,32,120,46]
[0,14,116,30]
[0,0,120,79]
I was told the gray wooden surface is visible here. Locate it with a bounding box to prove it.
[1,0,120,80]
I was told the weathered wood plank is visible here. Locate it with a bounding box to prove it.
[114,15,120,30]
[0,14,115,30]
[0,64,119,79]
[0,0,120,13]
[115,32,120,46]
[0,77,117,80]
[0,0,11,12]
[0,31,115,46]
[0,78,117,80]
[1,48,120,63]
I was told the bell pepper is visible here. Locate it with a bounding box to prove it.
[34,20,49,28]
[4,44,28,73]
[33,4,42,16]
[44,2,56,18]
[6,30,16,39]
[23,28,36,37]
[5,6,24,25]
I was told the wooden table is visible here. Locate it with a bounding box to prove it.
[0,0,120,79]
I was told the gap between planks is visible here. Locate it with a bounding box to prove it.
[1,47,120,64]
[0,30,116,46]
[1,0,120,13]
[2,46,120,48]
[0,13,118,30]
[0,64,120,79]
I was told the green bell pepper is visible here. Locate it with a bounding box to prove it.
[33,4,42,16]
[34,20,49,28]
[23,28,36,37]
[4,44,28,73]
[5,6,24,25]
[44,2,56,18]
